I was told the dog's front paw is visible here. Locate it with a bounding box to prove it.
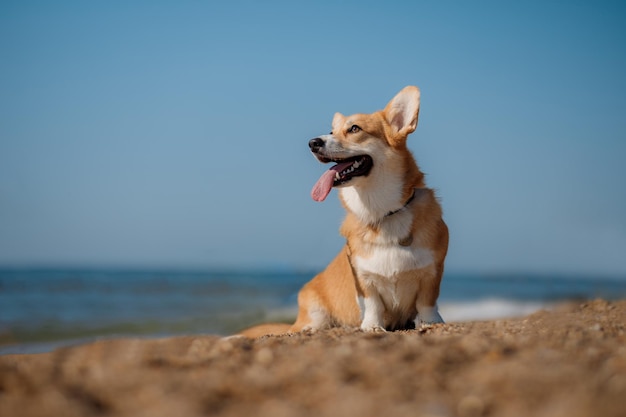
[360,322,387,333]
[417,306,444,325]
[301,325,319,335]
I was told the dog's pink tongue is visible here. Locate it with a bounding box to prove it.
[311,170,336,202]
[311,161,353,202]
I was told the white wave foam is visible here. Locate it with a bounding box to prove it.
[439,298,553,322]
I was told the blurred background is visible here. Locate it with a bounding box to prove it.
[1,1,625,352]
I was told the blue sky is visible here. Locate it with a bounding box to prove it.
[1,1,625,276]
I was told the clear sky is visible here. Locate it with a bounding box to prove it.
[1,1,625,276]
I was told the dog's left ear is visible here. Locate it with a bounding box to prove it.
[332,112,345,133]
[384,86,420,142]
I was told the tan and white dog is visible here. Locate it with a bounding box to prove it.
[240,86,448,337]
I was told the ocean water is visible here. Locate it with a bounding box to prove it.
[1,268,625,354]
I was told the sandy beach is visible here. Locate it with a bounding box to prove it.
[0,299,624,417]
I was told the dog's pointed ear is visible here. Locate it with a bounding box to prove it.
[384,86,420,139]
[332,112,345,133]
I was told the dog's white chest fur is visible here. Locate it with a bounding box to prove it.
[343,189,435,277]
[354,245,434,277]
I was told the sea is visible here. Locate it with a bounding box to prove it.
[1,268,625,355]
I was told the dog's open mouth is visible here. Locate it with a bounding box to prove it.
[329,155,373,186]
[311,155,373,202]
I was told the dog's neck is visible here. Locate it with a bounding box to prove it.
[385,188,417,218]
[340,153,424,227]
[340,182,417,227]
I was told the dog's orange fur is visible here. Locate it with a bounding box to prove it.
[239,86,448,337]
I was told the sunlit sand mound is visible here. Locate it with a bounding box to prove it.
[0,300,624,417]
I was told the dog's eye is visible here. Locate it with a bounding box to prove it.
[348,125,361,134]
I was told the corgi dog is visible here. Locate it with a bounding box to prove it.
[240,86,448,337]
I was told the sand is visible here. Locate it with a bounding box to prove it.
[0,299,624,417]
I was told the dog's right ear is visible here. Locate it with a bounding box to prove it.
[383,86,421,143]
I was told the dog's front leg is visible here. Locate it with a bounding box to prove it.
[360,293,386,332]
[416,271,445,325]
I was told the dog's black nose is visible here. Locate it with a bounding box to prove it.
[309,138,324,152]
